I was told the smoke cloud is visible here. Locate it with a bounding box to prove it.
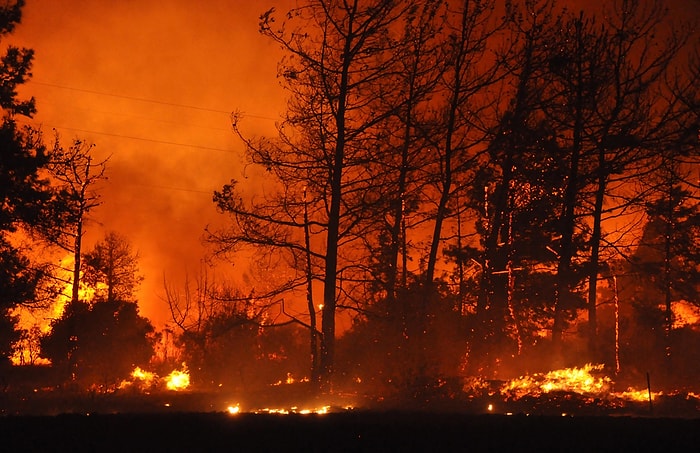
[11,0,293,326]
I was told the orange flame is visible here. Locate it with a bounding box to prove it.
[165,364,190,391]
[501,363,612,399]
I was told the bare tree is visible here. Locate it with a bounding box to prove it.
[46,137,107,304]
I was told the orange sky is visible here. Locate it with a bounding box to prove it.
[7,0,699,329]
[10,0,296,327]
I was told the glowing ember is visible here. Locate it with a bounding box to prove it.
[165,364,190,391]
[272,373,310,386]
[252,405,331,415]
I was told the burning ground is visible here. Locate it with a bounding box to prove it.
[3,363,700,417]
[3,363,700,451]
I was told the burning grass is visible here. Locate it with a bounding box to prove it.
[4,362,700,418]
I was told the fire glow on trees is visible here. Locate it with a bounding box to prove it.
[2,0,699,420]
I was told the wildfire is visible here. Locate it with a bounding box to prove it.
[130,367,157,388]
[613,388,659,402]
[252,405,331,415]
[165,364,191,391]
[119,364,190,391]
[501,364,612,399]
[484,364,675,413]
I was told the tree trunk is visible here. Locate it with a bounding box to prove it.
[319,24,353,389]
[552,18,585,349]
[303,187,319,384]
[71,217,83,305]
[587,155,607,360]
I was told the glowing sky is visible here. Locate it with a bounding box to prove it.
[7,0,699,328]
[10,0,294,326]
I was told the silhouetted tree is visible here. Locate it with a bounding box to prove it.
[164,270,307,390]
[41,233,153,388]
[578,0,689,361]
[46,137,107,304]
[458,0,563,374]
[82,231,142,303]
[0,0,55,363]
[40,298,155,389]
[215,0,411,389]
[364,0,444,309]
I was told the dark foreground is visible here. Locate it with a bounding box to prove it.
[1,411,700,452]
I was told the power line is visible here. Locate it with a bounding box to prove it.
[18,119,239,154]
[31,80,280,121]
[121,181,215,195]
[36,99,234,133]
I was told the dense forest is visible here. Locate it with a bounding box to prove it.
[1,0,698,406]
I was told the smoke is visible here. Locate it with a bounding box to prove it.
[11,0,292,326]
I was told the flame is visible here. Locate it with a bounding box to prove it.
[501,364,612,399]
[165,364,190,391]
[612,388,659,402]
[252,405,331,415]
[672,301,700,329]
[494,364,664,407]
[119,365,191,391]
[131,367,157,387]
[227,404,241,415]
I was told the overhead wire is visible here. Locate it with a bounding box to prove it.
[18,80,277,195]
[15,79,280,194]
[20,79,280,153]
[30,80,280,121]
[16,119,239,154]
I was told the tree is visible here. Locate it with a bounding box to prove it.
[0,0,54,363]
[576,0,689,361]
[164,269,308,390]
[46,137,107,305]
[40,298,155,389]
[41,233,153,388]
[459,0,563,373]
[214,0,410,389]
[82,231,142,303]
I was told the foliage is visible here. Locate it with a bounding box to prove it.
[40,299,155,389]
[0,1,60,362]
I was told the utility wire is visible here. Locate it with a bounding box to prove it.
[17,119,238,154]
[31,80,280,121]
